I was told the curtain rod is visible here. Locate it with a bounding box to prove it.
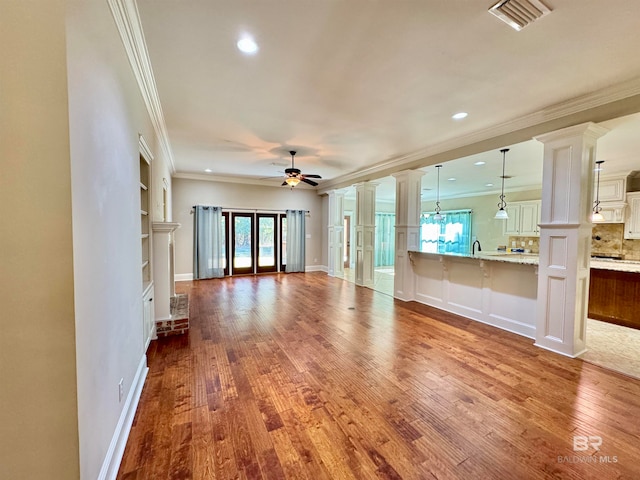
[190,206,309,214]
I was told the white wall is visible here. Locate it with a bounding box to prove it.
[173,178,325,276]
[66,2,170,478]
[0,2,171,478]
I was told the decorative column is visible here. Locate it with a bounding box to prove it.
[327,189,346,278]
[392,170,425,301]
[354,182,378,287]
[534,123,608,357]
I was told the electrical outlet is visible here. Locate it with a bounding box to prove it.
[118,378,124,403]
[521,241,525,247]
[529,240,533,246]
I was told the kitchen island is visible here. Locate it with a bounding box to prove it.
[408,251,539,338]
[588,260,640,330]
[408,251,640,339]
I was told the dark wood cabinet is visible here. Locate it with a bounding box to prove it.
[588,268,640,329]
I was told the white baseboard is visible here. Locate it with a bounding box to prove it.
[98,355,149,480]
[306,265,328,272]
[176,268,327,279]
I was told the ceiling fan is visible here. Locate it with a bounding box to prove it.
[281,151,322,187]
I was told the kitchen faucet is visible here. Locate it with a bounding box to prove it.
[472,240,482,255]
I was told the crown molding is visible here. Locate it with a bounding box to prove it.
[107,0,176,174]
[173,172,320,191]
[318,77,640,195]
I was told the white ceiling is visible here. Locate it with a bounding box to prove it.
[136,0,640,192]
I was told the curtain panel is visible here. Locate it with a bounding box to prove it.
[374,213,395,267]
[285,210,306,273]
[193,205,225,279]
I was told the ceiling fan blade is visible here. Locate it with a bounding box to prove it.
[303,174,322,178]
[301,178,318,187]
[281,181,288,186]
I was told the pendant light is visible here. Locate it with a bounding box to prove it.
[592,160,605,222]
[433,165,443,221]
[495,148,509,219]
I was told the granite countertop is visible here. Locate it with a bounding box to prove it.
[590,259,640,273]
[408,250,539,266]
[409,250,640,273]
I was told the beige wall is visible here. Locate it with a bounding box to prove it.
[0,2,79,478]
[1,2,171,478]
[173,178,325,276]
[423,189,542,251]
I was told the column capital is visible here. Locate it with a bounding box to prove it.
[353,181,379,190]
[326,188,349,197]
[391,169,425,181]
[535,122,609,144]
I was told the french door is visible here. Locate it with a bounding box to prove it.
[256,214,278,273]
[231,213,254,275]
[229,212,281,275]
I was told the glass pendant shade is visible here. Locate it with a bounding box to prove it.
[495,208,509,219]
[592,211,604,222]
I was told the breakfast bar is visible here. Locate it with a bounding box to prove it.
[408,251,539,338]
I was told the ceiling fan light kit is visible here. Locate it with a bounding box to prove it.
[281,151,322,188]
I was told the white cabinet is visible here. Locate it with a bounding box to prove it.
[503,200,541,236]
[596,203,627,223]
[624,192,640,239]
[520,201,540,236]
[592,175,627,223]
[143,285,155,350]
[595,177,626,202]
[503,205,520,235]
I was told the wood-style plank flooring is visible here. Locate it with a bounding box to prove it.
[117,272,640,479]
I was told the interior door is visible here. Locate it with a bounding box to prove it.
[232,213,254,275]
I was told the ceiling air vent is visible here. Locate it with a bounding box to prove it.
[489,0,552,31]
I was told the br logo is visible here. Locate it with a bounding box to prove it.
[573,435,602,451]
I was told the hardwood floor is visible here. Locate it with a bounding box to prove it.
[117,272,640,479]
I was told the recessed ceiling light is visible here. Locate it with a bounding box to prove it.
[204,168,212,173]
[448,177,456,181]
[485,183,494,187]
[452,112,468,120]
[237,36,258,54]
[474,161,486,166]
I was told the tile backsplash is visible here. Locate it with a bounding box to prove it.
[623,238,640,261]
[591,223,624,256]
[507,236,539,253]
[507,223,640,260]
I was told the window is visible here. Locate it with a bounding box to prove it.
[420,210,472,255]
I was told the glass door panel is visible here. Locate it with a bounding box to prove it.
[257,214,277,273]
[280,216,287,271]
[232,213,254,274]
